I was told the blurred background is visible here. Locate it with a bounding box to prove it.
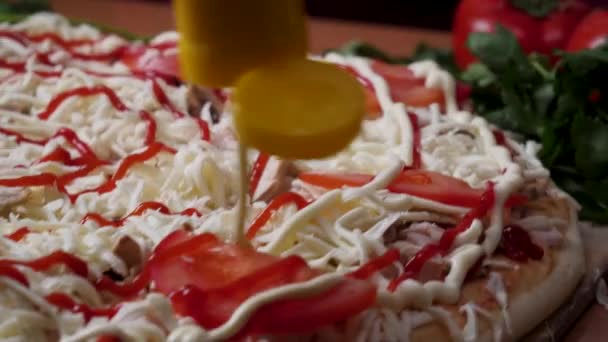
[136,0,460,31]
[5,0,608,32]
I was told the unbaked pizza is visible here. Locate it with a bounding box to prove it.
[0,13,585,342]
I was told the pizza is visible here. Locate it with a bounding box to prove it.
[0,13,585,341]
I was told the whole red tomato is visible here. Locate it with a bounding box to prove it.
[566,10,608,51]
[453,0,590,69]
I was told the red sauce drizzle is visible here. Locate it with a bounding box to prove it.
[0,59,25,72]
[0,249,149,297]
[249,152,270,198]
[27,32,96,49]
[149,41,177,51]
[0,251,88,278]
[38,147,71,164]
[55,128,108,166]
[246,192,310,240]
[27,32,125,61]
[0,263,121,322]
[138,110,157,147]
[45,292,119,322]
[349,249,400,279]
[151,79,210,141]
[407,112,421,169]
[0,265,29,286]
[4,227,31,242]
[0,127,44,145]
[70,142,169,199]
[387,182,495,291]
[95,268,151,298]
[38,85,127,120]
[499,225,544,262]
[0,135,169,202]
[70,45,127,62]
[81,200,202,227]
[0,55,62,77]
[37,147,84,166]
[0,31,28,45]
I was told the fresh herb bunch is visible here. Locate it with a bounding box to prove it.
[463,25,608,222]
[0,0,51,16]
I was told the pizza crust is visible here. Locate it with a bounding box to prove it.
[407,193,585,342]
[505,205,584,340]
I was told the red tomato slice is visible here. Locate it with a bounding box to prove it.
[299,170,526,208]
[153,230,191,253]
[370,60,445,108]
[364,87,382,119]
[149,232,376,337]
[150,235,277,294]
[299,172,372,189]
[370,61,425,87]
[169,256,315,329]
[244,277,375,335]
[394,86,445,109]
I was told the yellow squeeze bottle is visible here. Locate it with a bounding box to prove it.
[174,0,364,159]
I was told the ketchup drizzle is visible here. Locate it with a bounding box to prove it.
[0,251,88,277]
[0,31,28,45]
[151,79,210,142]
[0,58,61,79]
[0,265,29,286]
[81,200,202,227]
[0,59,25,72]
[249,152,270,198]
[70,142,170,198]
[387,182,495,291]
[246,192,310,240]
[37,85,127,120]
[0,30,128,63]
[349,249,400,279]
[4,227,31,242]
[27,32,97,49]
[45,292,119,322]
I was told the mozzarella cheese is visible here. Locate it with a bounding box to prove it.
[0,13,576,342]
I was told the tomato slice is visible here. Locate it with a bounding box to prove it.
[169,256,315,329]
[244,277,375,335]
[153,230,192,253]
[394,86,445,109]
[370,61,425,88]
[369,60,445,109]
[299,172,373,189]
[149,232,376,337]
[299,170,526,208]
[364,87,382,119]
[150,235,276,294]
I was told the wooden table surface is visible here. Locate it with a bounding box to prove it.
[47,1,608,341]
